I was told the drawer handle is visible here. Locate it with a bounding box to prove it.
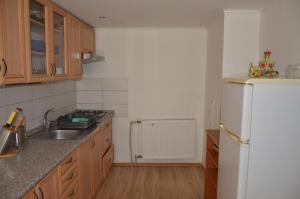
[91,140,95,148]
[66,189,75,198]
[106,123,110,127]
[66,157,73,164]
[66,172,74,182]
[1,59,7,77]
[105,138,110,143]
[38,187,44,199]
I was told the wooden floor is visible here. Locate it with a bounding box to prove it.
[96,166,204,199]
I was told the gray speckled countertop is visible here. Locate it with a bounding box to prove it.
[0,111,114,199]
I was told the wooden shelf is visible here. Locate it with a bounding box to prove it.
[206,168,218,189]
[207,129,220,147]
[54,28,63,33]
[204,129,220,199]
[207,149,218,167]
[30,18,45,26]
[31,50,46,56]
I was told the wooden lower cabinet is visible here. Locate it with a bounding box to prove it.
[102,145,114,178]
[90,128,104,193]
[79,139,93,199]
[23,169,59,199]
[23,122,114,199]
[61,179,80,199]
[79,127,105,199]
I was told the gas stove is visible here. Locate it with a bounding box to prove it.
[73,109,106,121]
[57,109,107,129]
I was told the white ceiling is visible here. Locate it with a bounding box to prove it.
[53,0,272,27]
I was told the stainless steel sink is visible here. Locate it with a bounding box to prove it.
[48,129,81,140]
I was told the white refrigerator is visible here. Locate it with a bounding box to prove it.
[217,78,300,199]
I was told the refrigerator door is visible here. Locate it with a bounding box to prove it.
[246,84,300,199]
[218,82,253,199]
[221,83,253,140]
[217,126,250,199]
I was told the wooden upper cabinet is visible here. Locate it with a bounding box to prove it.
[0,0,27,84]
[25,0,52,82]
[68,15,82,80]
[0,0,94,84]
[50,4,68,80]
[80,23,95,53]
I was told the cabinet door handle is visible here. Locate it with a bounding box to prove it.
[2,59,7,76]
[38,187,44,199]
[105,138,110,143]
[50,63,53,76]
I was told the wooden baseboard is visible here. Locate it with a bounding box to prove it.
[113,162,203,168]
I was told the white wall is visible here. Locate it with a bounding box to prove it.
[0,81,76,133]
[259,0,300,74]
[202,13,224,165]
[204,14,224,130]
[223,10,260,77]
[81,27,208,163]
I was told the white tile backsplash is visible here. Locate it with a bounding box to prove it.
[6,85,33,105]
[77,91,102,104]
[32,83,52,99]
[65,80,76,92]
[0,81,76,131]
[76,77,128,117]
[0,107,7,125]
[77,103,103,110]
[102,78,128,91]
[103,91,128,104]
[0,89,6,107]
[51,81,66,95]
[76,78,102,91]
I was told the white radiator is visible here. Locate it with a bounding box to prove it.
[141,119,195,159]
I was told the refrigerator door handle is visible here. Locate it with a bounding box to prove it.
[219,122,250,145]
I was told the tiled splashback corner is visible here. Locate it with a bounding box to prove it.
[76,78,128,117]
[0,81,76,132]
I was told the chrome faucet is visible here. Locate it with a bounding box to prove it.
[43,108,55,128]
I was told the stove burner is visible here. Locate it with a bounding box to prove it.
[58,109,107,129]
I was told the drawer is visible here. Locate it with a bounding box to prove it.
[102,145,114,178]
[59,164,79,196]
[102,120,112,155]
[59,149,78,177]
[60,179,80,199]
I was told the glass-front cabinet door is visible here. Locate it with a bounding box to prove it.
[51,5,68,80]
[27,0,52,82]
